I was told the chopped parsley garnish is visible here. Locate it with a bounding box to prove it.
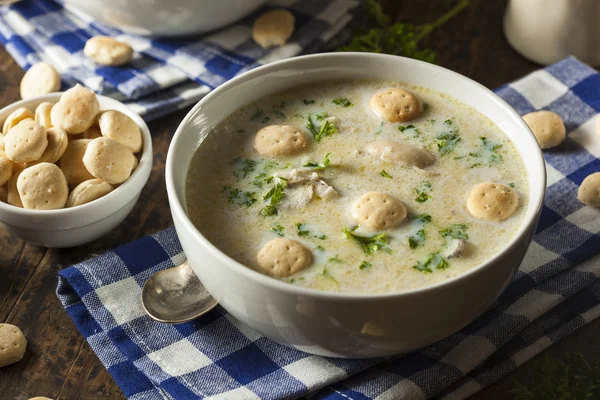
[408,229,426,249]
[328,256,344,263]
[413,252,449,273]
[332,97,353,107]
[414,181,432,203]
[412,213,432,223]
[316,245,325,251]
[359,261,372,270]
[408,213,431,249]
[380,170,393,178]
[435,119,461,155]
[261,116,271,123]
[480,136,503,164]
[304,152,331,170]
[250,110,263,121]
[263,182,286,203]
[303,99,315,105]
[307,113,338,142]
[263,161,279,171]
[315,234,327,240]
[343,227,390,255]
[260,205,277,216]
[508,182,516,188]
[296,223,310,237]
[321,268,338,283]
[252,172,269,188]
[260,181,287,216]
[223,186,257,207]
[415,192,431,202]
[398,124,419,138]
[274,110,285,119]
[439,224,468,240]
[271,223,284,237]
[423,103,430,111]
[374,121,385,135]
[232,158,257,179]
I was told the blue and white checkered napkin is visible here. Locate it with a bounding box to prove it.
[56,56,600,400]
[0,0,357,120]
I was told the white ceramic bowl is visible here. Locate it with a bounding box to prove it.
[166,53,546,358]
[62,0,268,37]
[0,93,152,248]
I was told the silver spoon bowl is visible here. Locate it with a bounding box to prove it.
[141,260,217,323]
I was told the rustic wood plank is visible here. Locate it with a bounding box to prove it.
[0,1,598,399]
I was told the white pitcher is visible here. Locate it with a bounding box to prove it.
[504,0,600,66]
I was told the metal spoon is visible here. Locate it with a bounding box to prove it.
[141,260,217,323]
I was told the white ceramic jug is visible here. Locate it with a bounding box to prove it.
[504,0,600,66]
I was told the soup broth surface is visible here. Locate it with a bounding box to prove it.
[186,80,529,293]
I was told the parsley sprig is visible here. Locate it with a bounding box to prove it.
[337,0,469,63]
[343,227,390,255]
[332,97,353,107]
[307,113,337,142]
[304,153,331,170]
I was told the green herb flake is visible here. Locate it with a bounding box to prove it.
[435,119,461,155]
[263,161,279,171]
[332,97,353,107]
[413,252,449,273]
[398,124,419,138]
[315,234,327,240]
[303,99,315,105]
[250,110,263,121]
[414,181,432,203]
[261,181,287,217]
[480,136,503,164]
[374,121,385,135]
[316,245,325,251]
[439,224,468,240]
[408,229,426,249]
[304,153,332,170]
[328,256,344,263]
[307,114,338,142]
[261,116,271,124]
[274,110,285,119]
[232,158,257,179]
[508,182,516,188]
[271,223,284,237]
[321,268,338,283]
[296,223,310,237]
[260,205,277,216]
[359,261,372,270]
[223,186,257,207]
[380,170,393,179]
[412,213,432,223]
[343,227,390,255]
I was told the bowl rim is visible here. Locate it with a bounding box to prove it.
[166,52,547,300]
[0,92,152,219]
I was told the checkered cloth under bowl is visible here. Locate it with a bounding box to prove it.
[0,0,358,120]
[56,57,600,399]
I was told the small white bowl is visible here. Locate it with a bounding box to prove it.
[167,53,546,358]
[0,93,152,248]
[62,0,268,37]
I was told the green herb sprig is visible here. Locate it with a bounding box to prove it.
[343,227,390,255]
[337,0,469,63]
[333,97,353,107]
[304,153,331,170]
[307,114,337,142]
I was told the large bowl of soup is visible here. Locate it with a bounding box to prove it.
[166,53,546,358]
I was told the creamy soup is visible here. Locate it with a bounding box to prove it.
[185,80,529,294]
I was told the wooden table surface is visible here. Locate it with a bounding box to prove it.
[1,0,599,399]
